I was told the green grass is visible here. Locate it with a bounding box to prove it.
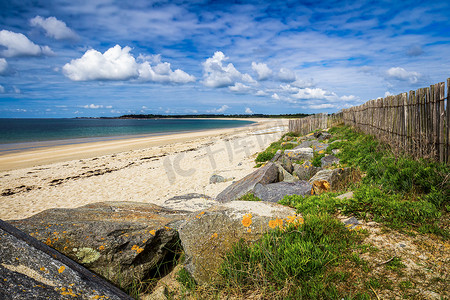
[239,192,262,201]
[218,214,364,299]
[255,135,297,163]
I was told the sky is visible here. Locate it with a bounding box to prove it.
[0,0,450,118]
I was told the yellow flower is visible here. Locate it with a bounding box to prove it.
[242,213,252,227]
[98,245,105,251]
[211,232,218,238]
[58,266,65,274]
[149,230,156,236]
[268,219,277,229]
[247,228,252,233]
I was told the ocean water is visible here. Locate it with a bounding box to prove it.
[0,118,254,151]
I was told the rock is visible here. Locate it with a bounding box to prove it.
[321,155,340,167]
[216,162,279,203]
[178,201,299,284]
[276,164,298,183]
[295,140,329,152]
[10,202,189,289]
[317,132,332,141]
[293,161,321,181]
[0,219,131,300]
[284,147,314,161]
[270,149,282,162]
[308,168,351,194]
[209,174,226,184]
[273,155,294,173]
[283,135,294,141]
[253,181,312,202]
[336,191,354,199]
[341,216,359,230]
[163,193,217,212]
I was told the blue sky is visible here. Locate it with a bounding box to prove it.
[1,0,449,117]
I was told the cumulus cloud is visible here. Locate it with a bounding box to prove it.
[208,105,230,113]
[308,103,335,109]
[245,107,253,114]
[340,95,357,101]
[63,45,194,83]
[292,88,331,100]
[0,58,7,74]
[0,30,53,57]
[271,93,280,100]
[291,78,315,88]
[138,61,195,84]
[251,62,272,81]
[386,67,421,84]
[255,90,268,96]
[30,16,78,40]
[202,51,255,88]
[0,85,4,93]
[278,68,296,82]
[83,104,103,109]
[229,82,251,93]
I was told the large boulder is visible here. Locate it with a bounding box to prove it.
[163,193,217,212]
[0,219,131,300]
[293,161,321,180]
[295,140,329,152]
[178,201,300,284]
[10,202,189,289]
[216,162,279,202]
[321,155,340,168]
[275,163,298,183]
[308,168,351,194]
[253,181,312,202]
[284,147,314,161]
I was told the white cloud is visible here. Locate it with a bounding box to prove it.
[255,90,268,96]
[245,107,253,114]
[278,68,296,82]
[292,88,330,100]
[13,86,21,94]
[386,67,421,84]
[229,82,251,93]
[0,30,53,57]
[251,62,272,80]
[0,58,7,74]
[105,105,113,109]
[271,93,280,100]
[291,78,315,88]
[308,103,335,109]
[340,95,357,101]
[63,45,139,81]
[30,16,78,40]
[138,61,195,84]
[83,104,103,109]
[208,104,230,113]
[0,85,4,93]
[63,45,194,83]
[384,91,393,97]
[202,51,254,88]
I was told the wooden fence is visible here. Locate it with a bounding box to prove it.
[338,78,449,163]
[288,113,328,136]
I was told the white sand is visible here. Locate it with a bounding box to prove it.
[0,119,288,220]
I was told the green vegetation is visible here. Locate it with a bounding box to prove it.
[214,125,449,298]
[176,267,197,291]
[255,135,297,163]
[239,192,262,201]
[219,214,365,298]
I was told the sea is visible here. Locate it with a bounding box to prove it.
[0,118,254,153]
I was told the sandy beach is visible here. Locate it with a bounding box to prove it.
[0,119,287,220]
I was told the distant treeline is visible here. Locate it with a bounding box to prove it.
[113,113,311,119]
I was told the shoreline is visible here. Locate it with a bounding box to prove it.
[0,118,287,220]
[0,118,271,172]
